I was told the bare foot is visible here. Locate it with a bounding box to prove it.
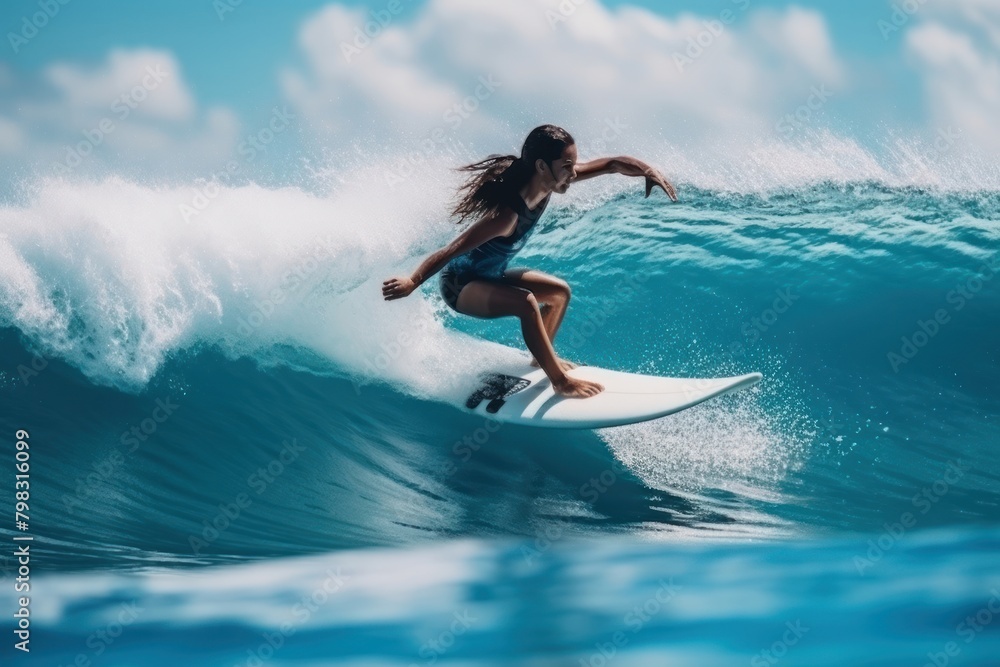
[530,357,579,372]
[552,375,604,398]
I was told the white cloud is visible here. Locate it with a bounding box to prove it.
[941,0,1000,50]
[5,2,993,192]
[281,0,848,159]
[280,4,471,145]
[45,49,196,122]
[906,1,1000,154]
[751,6,845,86]
[0,48,240,182]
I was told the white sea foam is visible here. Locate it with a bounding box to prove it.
[0,165,522,396]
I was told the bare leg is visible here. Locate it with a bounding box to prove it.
[455,280,602,398]
[503,269,577,371]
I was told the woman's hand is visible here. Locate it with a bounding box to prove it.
[611,157,678,201]
[643,168,678,202]
[382,276,418,301]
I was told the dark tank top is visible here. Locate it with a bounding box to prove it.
[444,191,550,279]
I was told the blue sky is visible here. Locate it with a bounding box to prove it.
[3,0,915,111]
[1,0,997,190]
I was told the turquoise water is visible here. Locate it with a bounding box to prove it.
[0,176,998,665]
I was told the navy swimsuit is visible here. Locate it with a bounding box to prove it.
[439,192,550,311]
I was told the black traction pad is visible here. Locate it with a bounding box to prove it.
[465,373,532,414]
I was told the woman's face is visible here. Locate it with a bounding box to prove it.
[542,143,578,194]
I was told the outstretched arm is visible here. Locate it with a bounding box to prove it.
[382,207,519,301]
[573,156,678,201]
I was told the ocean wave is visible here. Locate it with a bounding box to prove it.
[1,169,996,395]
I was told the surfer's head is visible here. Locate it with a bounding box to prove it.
[451,124,576,224]
[522,125,577,195]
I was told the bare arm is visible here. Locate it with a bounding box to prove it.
[574,156,678,201]
[382,207,519,301]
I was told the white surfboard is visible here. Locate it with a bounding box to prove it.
[462,363,762,429]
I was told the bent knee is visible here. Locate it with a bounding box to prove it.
[541,274,570,297]
[545,281,571,305]
[558,281,571,301]
[536,279,570,304]
[515,291,541,319]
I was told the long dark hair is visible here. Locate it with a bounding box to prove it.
[451,124,574,224]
